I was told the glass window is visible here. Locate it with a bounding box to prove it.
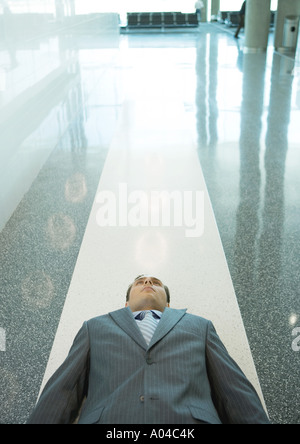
[74,0,196,14]
[4,0,55,14]
[220,0,278,12]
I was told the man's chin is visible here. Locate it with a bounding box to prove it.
[134,295,158,310]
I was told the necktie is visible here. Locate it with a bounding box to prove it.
[135,311,160,345]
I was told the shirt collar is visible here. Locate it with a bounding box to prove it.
[132,310,162,319]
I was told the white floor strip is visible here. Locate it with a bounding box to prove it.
[39,94,266,411]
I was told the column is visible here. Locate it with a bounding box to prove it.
[296,28,300,67]
[201,0,213,22]
[274,0,300,51]
[211,0,220,19]
[244,0,271,53]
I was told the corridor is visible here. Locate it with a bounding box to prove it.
[0,18,299,424]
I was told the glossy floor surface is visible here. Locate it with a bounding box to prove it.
[0,21,300,424]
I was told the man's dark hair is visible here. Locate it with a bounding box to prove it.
[126,275,170,304]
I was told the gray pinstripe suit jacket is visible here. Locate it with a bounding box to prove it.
[27,307,269,424]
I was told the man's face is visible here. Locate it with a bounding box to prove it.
[126,275,169,312]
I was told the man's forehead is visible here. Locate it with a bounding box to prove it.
[134,275,163,283]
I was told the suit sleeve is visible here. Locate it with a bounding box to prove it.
[27,322,90,424]
[205,321,270,424]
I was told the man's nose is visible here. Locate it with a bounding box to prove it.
[144,278,153,285]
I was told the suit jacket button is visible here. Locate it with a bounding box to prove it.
[140,395,145,402]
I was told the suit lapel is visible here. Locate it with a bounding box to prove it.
[109,306,187,351]
[148,307,187,349]
[109,306,148,350]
